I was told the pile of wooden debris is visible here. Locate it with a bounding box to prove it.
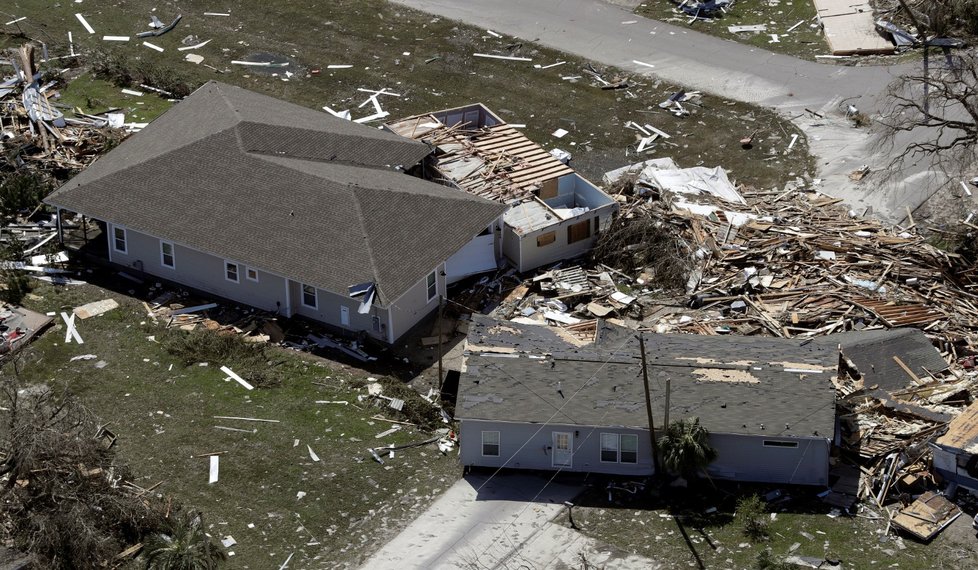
[2,43,127,182]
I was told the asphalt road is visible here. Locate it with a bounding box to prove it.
[391,0,907,112]
[391,0,934,221]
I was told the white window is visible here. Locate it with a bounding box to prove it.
[426,271,437,302]
[112,226,127,253]
[600,433,619,463]
[600,433,638,464]
[340,305,350,326]
[225,261,239,283]
[302,284,317,309]
[620,434,638,464]
[160,241,175,269]
[246,267,259,282]
[482,431,500,457]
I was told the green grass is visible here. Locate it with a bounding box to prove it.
[3,0,814,190]
[636,0,830,60]
[11,281,459,568]
[569,483,977,569]
[56,72,175,121]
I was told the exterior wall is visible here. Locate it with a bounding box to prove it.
[460,419,830,485]
[515,202,616,272]
[107,224,287,312]
[288,280,392,342]
[501,224,522,270]
[387,262,446,342]
[931,445,978,492]
[459,419,654,476]
[706,433,830,486]
[445,231,497,284]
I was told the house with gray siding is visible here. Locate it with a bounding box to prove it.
[44,81,505,343]
[385,104,618,276]
[457,316,837,486]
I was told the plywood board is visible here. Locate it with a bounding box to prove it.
[814,0,895,55]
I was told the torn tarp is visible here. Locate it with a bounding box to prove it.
[678,0,733,18]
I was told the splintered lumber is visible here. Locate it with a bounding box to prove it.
[170,303,218,316]
[208,455,219,484]
[212,416,280,423]
[220,365,254,390]
[60,312,84,344]
[890,491,961,540]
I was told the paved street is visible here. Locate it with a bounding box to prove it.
[392,0,932,222]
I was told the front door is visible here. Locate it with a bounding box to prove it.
[552,431,573,468]
[340,306,350,327]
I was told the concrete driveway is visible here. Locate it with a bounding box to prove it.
[361,472,660,569]
[391,0,942,222]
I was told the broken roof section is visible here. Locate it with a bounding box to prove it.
[936,400,978,454]
[385,103,574,203]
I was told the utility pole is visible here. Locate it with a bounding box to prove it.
[637,334,661,477]
[896,0,930,113]
[664,378,672,431]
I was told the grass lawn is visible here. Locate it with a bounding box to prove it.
[3,0,814,191]
[636,0,831,61]
[10,278,459,568]
[567,480,978,569]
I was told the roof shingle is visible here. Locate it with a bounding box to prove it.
[46,82,506,303]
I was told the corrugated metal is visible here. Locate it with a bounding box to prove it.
[851,297,944,327]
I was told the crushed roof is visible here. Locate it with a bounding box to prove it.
[459,316,838,438]
[936,400,978,453]
[385,107,574,202]
[817,328,949,393]
[46,82,506,303]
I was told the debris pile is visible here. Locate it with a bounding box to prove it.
[1,44,128,183]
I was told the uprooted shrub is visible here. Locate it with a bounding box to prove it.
[590,215,692,292]
[87,46,194,98]
[160,328,284,388]
[0,383,172,568]
[350,376,444,431]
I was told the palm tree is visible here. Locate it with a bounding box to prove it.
[657,416,717,482]
[144,511,227,570]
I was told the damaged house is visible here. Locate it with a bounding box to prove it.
[458,315,837,486]
[44,81,505,343]
[385,104,618,277]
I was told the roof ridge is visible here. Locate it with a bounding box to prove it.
[349,186,387,306]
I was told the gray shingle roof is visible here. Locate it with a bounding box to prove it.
[46,82,506,303]
[459,316,837,438]
[816,329,948,393]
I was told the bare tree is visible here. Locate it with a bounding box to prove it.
[873,50,978,195]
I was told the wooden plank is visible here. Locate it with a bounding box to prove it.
[220,365,254,391]
[892,356,921,383]
[208,455,219,484]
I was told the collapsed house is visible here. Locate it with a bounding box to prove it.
[931,401,978,492]
[457,315,837,486]
[44,81,506,343]
[385,104,618,276]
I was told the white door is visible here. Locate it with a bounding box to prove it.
[552,432,573,468]
[340,306,350,326]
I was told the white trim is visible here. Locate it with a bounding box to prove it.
[245,267,259,282]
[481,431,500,457]
[763,440,799,448]
[111,225,128,254]
[301,283,318,309]
[599,432,620,463]
[160,240,176,269]
[224,260,239,283]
